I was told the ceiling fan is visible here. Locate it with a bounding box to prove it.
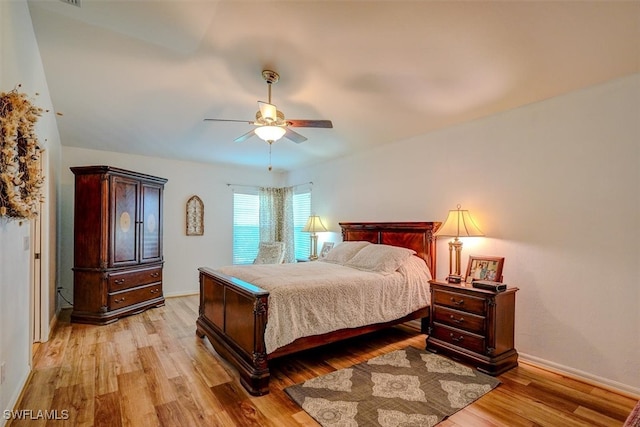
[204,70,333,170]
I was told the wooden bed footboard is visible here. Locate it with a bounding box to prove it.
[196,267,271,395]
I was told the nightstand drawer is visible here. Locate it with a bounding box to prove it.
[431,324,485,355]
[109,283,163,310]
[432,289,486,315]
[108,267,162,292]
[433,305,485,335]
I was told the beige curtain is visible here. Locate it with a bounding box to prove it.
[259,187,295,263]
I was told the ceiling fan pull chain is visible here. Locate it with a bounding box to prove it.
[268,141,273,171]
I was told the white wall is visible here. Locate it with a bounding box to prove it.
[59,147,279,300]
[0,0,61,422]
[287,74,640,395]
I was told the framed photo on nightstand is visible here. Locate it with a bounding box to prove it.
[465,256,504,283]
[319,242,334,258]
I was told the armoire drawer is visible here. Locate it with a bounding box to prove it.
[108,283,163,310]
[432,305,486,335]
[108,267,162,292]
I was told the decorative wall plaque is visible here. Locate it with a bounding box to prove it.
[186,195,204,236]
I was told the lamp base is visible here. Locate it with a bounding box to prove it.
[447,274,463,284]
[309,233,319,261]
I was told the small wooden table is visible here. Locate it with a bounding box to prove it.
[427,279,519,375]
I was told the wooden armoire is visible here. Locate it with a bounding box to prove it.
[70,166,167,324]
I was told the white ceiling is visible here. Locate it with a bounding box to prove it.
[27,0,640,172]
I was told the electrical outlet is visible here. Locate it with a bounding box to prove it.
[1,362,6,384]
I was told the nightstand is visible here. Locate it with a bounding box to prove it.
[427,279,519,375]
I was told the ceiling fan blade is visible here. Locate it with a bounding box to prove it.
[284,128,308,144]
[204,118,254,124]
[234,129,256,143]
[286,119,333,128]
[258,101,277,122]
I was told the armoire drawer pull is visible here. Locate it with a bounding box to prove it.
[114,279,125,285]
[114,297,125,303]
[450,315,464,324]
[450,333,464,343]
[150,272,159,278]
[450,297,464,306]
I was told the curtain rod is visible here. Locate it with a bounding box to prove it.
[227,181,313,189]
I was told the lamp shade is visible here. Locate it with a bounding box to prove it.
[434,205,484,238]
[302,215,327,233]
[254,125,286,142]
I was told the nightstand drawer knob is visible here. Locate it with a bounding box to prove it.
[450,315,465,324]
[450,333,464,343]
[450,297,465,306]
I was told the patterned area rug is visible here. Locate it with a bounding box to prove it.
[624,400,640,427]
[285,346,500,427]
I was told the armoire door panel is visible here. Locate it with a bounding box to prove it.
[141,184,162,262]
[112,177,139,266]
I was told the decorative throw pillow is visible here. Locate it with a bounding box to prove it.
[320,241,371,264]
[254,242,285,264]
[345,244,416,274]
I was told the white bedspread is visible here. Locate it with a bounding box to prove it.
[216,256,431,354]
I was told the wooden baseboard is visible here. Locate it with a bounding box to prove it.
[404,319,422,331]
[519,354,640,399]
[3,369,33,427]
[48,310,59,340]
[164,290,199,298]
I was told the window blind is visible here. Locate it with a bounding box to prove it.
[232,192,260,264]
[232,188,311,264]
[293,191,311,260]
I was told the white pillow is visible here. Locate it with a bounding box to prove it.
[345,244,416,274]
[320,241,371,264]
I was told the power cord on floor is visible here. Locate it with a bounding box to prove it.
[57,287,73,306]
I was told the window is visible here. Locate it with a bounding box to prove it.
[232,191,260,264]
[232,188,311,264]
[292,191,311,260]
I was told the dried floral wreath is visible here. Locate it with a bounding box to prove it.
[0,86,45,220]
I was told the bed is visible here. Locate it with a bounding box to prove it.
[196,221,439,395]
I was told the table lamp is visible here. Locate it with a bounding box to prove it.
[302,215,327,260]
[434,204,484,283]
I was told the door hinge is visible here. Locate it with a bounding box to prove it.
[34,253,41,260]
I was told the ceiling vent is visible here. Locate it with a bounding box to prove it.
[59,0,81,7]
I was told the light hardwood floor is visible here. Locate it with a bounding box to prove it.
[8,295,637,426]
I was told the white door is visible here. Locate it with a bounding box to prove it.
[31,204,42,343]
[31,147,46,345]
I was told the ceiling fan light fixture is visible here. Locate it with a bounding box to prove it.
[254,125,286,142]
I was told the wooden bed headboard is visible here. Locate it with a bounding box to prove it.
[340,221,440,279]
